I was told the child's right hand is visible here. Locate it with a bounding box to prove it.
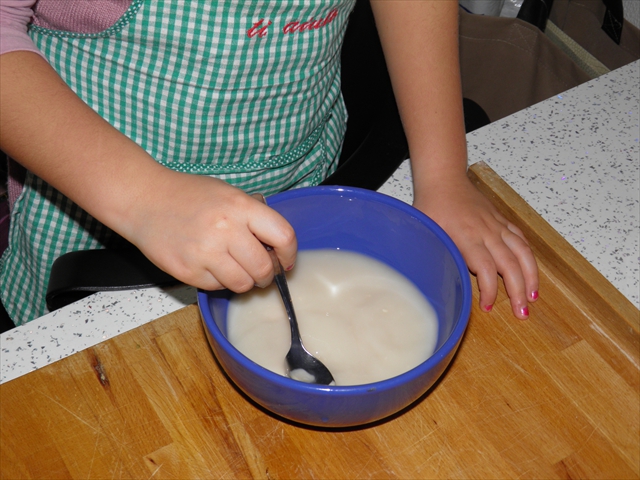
[124,173,298,293]
[0,51,297,294]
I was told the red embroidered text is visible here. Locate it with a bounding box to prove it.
[282,9,338,34]
[247,19,272,38]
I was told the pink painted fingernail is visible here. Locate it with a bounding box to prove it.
[530,290,539,301]
[520,306,529,318]
[483,304,493,312]
[285,263,295,271]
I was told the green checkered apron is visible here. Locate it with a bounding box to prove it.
[1,0,355,324]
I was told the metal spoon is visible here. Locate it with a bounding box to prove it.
[254,194,335,385]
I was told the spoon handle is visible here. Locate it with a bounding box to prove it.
[265,247,302,342]
[251,194,302,341]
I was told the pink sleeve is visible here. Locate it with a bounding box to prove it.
[0,0,44,57]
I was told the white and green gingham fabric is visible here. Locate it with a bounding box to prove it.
[0,0,355,324]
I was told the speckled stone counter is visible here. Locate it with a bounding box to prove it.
[1,61,638,385]
[381,61,639,310]
[467,60,639,308]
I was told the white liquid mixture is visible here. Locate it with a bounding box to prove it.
[227,250,439,385]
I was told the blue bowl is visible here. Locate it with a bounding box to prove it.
[198,186,471,427]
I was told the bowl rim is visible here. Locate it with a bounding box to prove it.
[198,185,472,394]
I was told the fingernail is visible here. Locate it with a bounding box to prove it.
[285,263,295,271]
[520,306,529,318]
[483,304,493,312]
[530,290,539,301]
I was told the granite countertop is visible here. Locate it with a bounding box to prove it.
[1,61,638,385]
[466,60,639,308]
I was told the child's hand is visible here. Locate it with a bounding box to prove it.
[369,0,537,319]
[1,51,296,295]
[413,176,538,319]
[125,173,297,293]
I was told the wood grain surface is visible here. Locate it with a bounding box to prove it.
[1,163,638,479]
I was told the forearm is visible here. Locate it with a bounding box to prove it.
[370,0,467,192]
[0,50,175,239]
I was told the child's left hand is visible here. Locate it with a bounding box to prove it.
[369,0,538,319]
[413,174,539,320]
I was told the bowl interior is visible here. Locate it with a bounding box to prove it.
[205,186,471,380]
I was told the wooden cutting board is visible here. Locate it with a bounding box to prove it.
[2,163,638,479]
